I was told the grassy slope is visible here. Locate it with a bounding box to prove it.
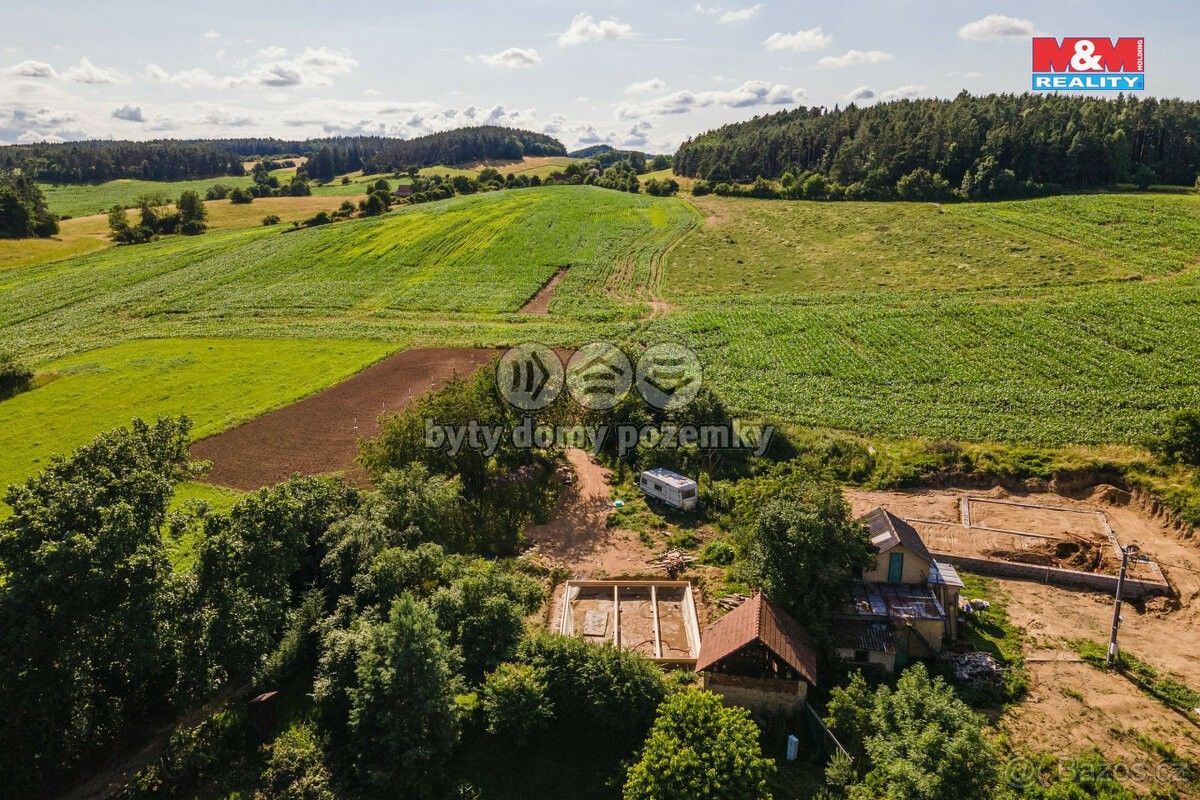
[1,186,695,360]
[39,176,257,218]
[0,195,367,271]
[0,337,395,511]
[656,193,1200,445]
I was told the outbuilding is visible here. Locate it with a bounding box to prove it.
[638,467,698,510]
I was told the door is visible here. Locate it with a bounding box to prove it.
[887,552,904,583]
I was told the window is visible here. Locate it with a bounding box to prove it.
[887,551,904,583]
[681,488,696,499]
[653,482,663,491]
[854,649,870,663]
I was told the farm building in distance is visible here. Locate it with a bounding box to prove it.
[558,580,701,665]
[695,592,818,714]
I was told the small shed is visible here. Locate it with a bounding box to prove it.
[695,593,817,714]
[638,467,698,510]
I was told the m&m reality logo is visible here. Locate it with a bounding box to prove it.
[1031,37,1144,91]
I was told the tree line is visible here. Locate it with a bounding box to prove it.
[0,168,59,237]
[674,92,1200,200]
[0,126,568,185]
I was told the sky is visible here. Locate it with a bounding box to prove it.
[1,0,1195,153]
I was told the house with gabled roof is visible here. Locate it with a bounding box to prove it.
[695,592,817,714]
[834,508,964,671]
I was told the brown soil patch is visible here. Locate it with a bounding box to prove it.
[525,449,656,577]
[191,348,496,490]
[520,268,566,314]
[1001,659,1200,793]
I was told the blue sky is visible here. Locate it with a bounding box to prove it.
[1,0,1194,152]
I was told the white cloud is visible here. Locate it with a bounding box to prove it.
[957,14,1036,42]
[111,104,145,122]
[145,64,227,89]
[198,105,256,127]
[146,46,358,90]
[468,47,542,68]
[363,88,381,96]
[62,57,129,84]
[622,120,652,147]
[879,84,928,101]
[257,46,288,60]
[625,78,666,95]
[2,60,57,78]
[719,4,763,23]
[17,130,65,143]
[763,27,832,53]
[557,13,634,46]
[844,85,876,103]
[201,30,220,40]
[618,79,806,119]
[817,49,893,68]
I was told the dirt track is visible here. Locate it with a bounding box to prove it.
[191,348,497,490]
[525,449,655,577]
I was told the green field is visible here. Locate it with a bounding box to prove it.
[39,176,257,218]
[1,186,695,360]
[4,185,1199,488]
[0,337,395,513]
[672,193,1200,295]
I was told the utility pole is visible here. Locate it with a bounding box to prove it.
[1107,544,1139,668]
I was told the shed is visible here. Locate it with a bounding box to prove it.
[638,467,698,510]
[695,593,817,713]
[860,507,934,584]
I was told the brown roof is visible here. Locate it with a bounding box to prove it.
[695,593,818,684]
[862,507,933,564]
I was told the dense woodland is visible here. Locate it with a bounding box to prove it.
[675,93,1200,198]
[0,169,58,237]
[0,127,568,185]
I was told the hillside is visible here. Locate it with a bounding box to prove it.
[674,94,1200,196]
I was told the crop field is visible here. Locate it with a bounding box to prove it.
[671,193,1200,295]
[0,337,395,514]
[3,185,1198,462]
[0,186,694,360]
[39,175,258,218]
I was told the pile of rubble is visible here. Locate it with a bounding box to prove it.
[943,651,1004,688]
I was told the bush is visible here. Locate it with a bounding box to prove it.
[698,539,736,566]
[480,663,552,744]
[205,184,232,200]
[301,211,333,227]
[254,723,336,800]
[262,214,281,226]
[230,188,253,204]
[1151,410,1200,466]
[623,690,773,800]
[516,632,665,749]
[0,352,33,399]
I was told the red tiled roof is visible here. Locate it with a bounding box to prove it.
[695,593,818,684]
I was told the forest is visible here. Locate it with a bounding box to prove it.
[0,126,567,184]
[674,93,1200,198]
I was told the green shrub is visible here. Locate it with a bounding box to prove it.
[698,539,736,566]
[0,352,33,399]
[262,214,281,226]
[480,663,552,744]
[254,723,336,800]
[623,690,773,800]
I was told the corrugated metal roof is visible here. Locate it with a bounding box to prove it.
[929,560,964,589]
[861,507,934,564]
[694,593,818,684]
[840,581,946,622]
[833,620,896,653]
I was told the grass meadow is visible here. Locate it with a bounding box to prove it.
[0,337,395,518]
[39,175,257,218]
